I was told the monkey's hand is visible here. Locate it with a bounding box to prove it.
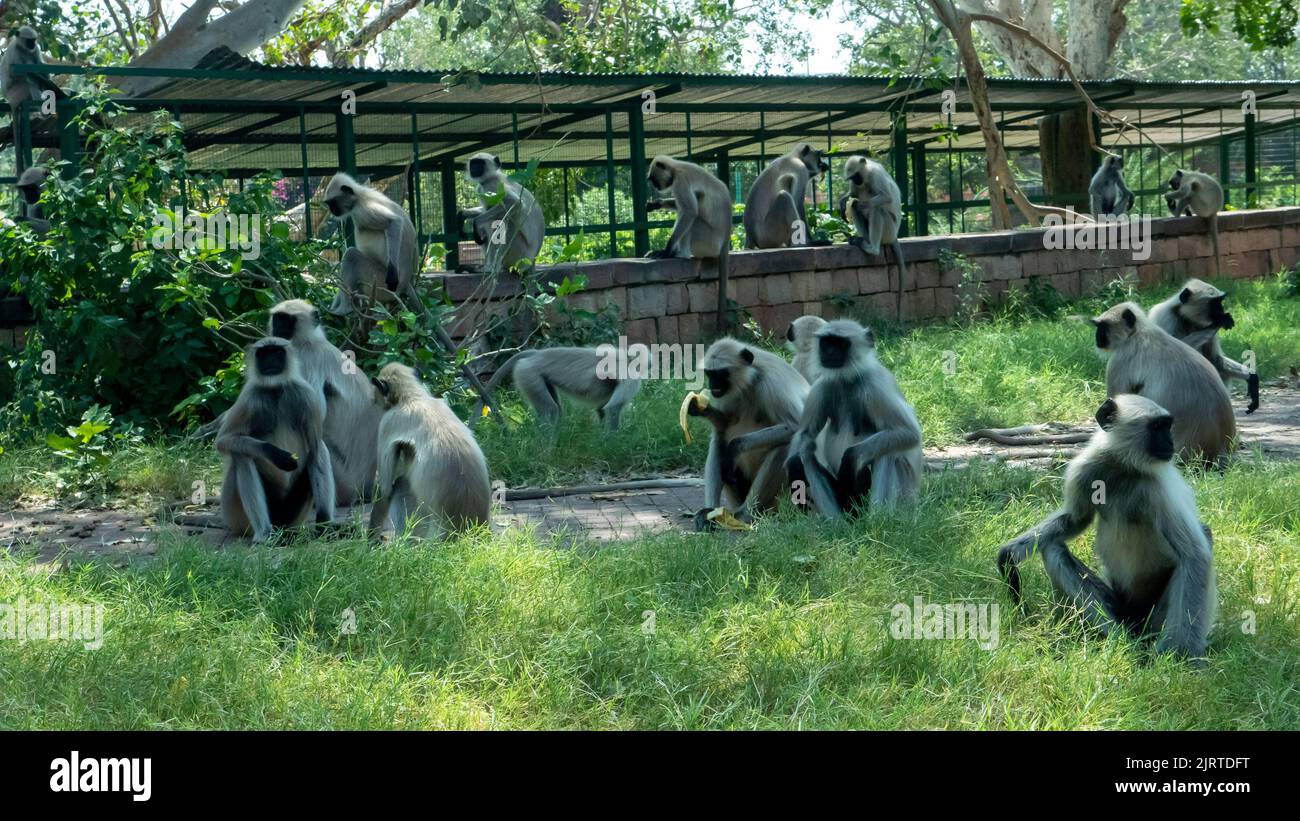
[646,200,667,213]
[1247,373,1260,414]
[645,248,676,259]
[263,445,299,472]
[693,507,720,532]
[385,262,400,291]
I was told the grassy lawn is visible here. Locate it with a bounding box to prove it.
[1,275,1298,729]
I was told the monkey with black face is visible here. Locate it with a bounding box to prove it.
[686,338,808,530]
[322,171,418,316]
[1088,155,1135,217]
[217,338,335,542]
[1149,279,1259,414]
[839,156,909,322]
[369,362,491,540]
[457,152,544,275]
[744,143,829,249]
[474,346,641,432]
[13,166,49,233]
[269,299,380,505]
[786,314,827,384]
[646,155,734,333]
[1,26,65,119]
[787,319,923,519]
[1092,301,1235,465]
[1166,169,1225,272]
[996,394,1217,659]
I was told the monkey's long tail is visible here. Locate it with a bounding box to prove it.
[471,351,529,423]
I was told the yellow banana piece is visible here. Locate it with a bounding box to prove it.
[678,391,709,444]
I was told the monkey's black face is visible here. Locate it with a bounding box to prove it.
[785,323,795,343]
[325,186,354,217]
[704,367,733,398]
[270,312,298,341]
[648,162,673,192]
[1208,296,1232,327]
[849,171,865,186]
[469,158,487,178]
[255,345,288,377]
[17,184,38,205]
[818,334,851,369]
[1093,321,1110,350]
[1168,171,1183,191]
[1147,416,1175,461]
[21,36,36,50]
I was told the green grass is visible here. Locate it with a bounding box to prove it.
[1,459,1296,729]
[0,274,1298,728]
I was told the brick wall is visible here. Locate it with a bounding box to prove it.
[439,206,1300,344]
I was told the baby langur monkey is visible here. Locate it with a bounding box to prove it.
[1148,279,1259,413]
[744,143,830,249]
[646,155,734,332]
[457,152,545,275]
[687,338,809,530]
[996,395,1217,659]
[475,347,641,432]
[839,156,909,323]
[787,319,923,519]
[269,299,380,505]
[14,166,49,233]
[1093,301,1235,465]
[785,315,827,384]
[369,363,491,540]
[322,171,418,316]
[1165,169,1225,272]
[217,338,335,542]
[1088,155,1135,217]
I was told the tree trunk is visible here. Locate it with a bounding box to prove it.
[1039,106,1096,209]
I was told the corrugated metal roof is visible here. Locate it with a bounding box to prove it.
[32,54,1300,173]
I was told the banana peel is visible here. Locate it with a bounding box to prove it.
[706,507,752,531]
[678,390,710,443]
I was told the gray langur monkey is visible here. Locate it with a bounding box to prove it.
[839,156,909,323]
[475,346,641,432]
[1,26,65,119]
[368,362,491,539]
[1088,155,1136,217]
[646,155,734,333]
[14,165,48,233]
[1149,279,1259,414]
[785,314,827,384]
[787,319,923,519]
[217,338,335,542]
[744,142,829,249]
[686,338,808,530]
[1165,169,1225,272]
[1092,301,1235,465]
[322,171,418,316]
[996,394,1217,659]
[457,152,544,275]
[269,299,380,506]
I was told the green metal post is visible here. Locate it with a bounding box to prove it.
[629,103,650,256]
[410,112,423,254]
[1244,111,1257,208]
[55,98,80,179]
[15,101,31,174]
[442,157,459,271]
[300,107,313,239]
[911,143,928,236]
[892,113,909,237]
[336,111,357,176]
[1218,137,1230,207]
[605,109,617,256]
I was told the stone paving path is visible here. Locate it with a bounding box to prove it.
[4,386,1298,565]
